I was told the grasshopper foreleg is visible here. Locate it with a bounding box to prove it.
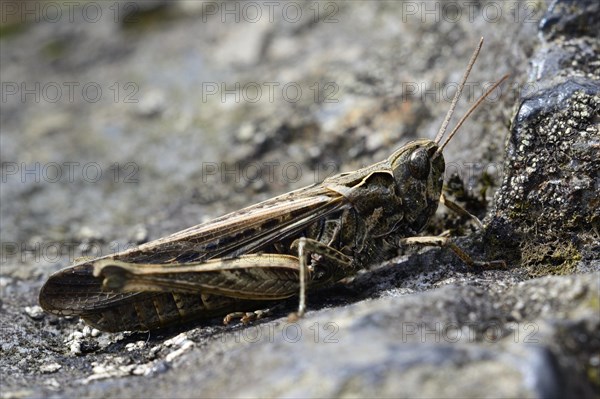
[399,236,506,269]
[440,193,484,229]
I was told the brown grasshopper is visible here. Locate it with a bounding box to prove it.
[39,38,507,332]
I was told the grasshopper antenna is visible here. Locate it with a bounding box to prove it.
[436,74,509,155]
[434,37,484,144]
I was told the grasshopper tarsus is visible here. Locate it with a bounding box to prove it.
[287,311,301,323]
[473,260,508,270]
[39,39,508,332]
[224,312,251,325]
[224,309,271,325]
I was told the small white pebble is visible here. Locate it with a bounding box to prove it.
[67,331,83,341]
[132,364,150,376]
[149,345,162,357]
[163,332,188,347]
[40,362,62,373]
[237,123,255,141]
[136,89,166,117]
[125,341,145,352]
[165,341,194,363]
[70,341,82,355]
[92,364,109,374]
[24,305,44,320]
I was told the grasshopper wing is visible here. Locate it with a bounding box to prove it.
[39,186,350,327]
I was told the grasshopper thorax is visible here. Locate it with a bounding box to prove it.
[389,139,445,233]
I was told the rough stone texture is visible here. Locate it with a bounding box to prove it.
[486,0,599,278]
[1,1,598,398]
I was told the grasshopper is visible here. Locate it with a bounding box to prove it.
[39,38,507,332]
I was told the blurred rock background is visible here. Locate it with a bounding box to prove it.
[1,0,598,397]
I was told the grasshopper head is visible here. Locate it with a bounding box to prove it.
[389,139,444,233]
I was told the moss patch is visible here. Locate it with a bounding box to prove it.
[521,239,582,277]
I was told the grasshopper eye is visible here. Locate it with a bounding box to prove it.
[408,148,430,179]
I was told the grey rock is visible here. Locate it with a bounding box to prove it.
[539,0,600,40]
[487,0,599,278]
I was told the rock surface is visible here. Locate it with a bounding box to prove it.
[1,1,598,398]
